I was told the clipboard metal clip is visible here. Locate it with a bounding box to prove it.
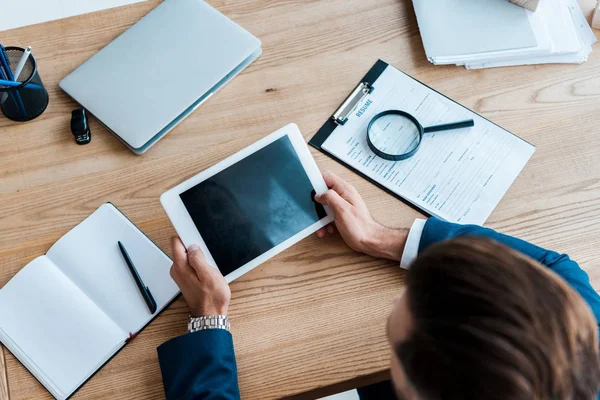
[332,82,373,126]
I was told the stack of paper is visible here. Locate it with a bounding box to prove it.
[412,0,596,69]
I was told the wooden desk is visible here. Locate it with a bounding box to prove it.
[2,1,600,398]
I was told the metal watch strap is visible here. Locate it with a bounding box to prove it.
[188,315,230,333]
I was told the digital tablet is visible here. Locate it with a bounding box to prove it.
[160,123,334,282]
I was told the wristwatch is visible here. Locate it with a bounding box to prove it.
[188,315,230,333]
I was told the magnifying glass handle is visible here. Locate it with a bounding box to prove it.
[423,119,474,133]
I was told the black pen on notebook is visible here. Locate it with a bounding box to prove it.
[118,241,157,314]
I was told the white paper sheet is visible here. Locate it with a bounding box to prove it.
[435,4,552,65]
[321,66,535,225]
[412,0,539,59]
[413,0,595,69]
[465,0,595,69]
[0,0,148,32]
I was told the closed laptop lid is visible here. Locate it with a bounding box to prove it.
[59,0,261,149]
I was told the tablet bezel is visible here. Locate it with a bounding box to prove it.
[160,123,334,282]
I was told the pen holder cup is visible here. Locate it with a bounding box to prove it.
[0,47,49,122]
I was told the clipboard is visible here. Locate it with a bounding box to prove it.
[310,59,426,215]
[309,59,535,224]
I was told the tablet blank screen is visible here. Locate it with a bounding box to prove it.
[180,136,326,276]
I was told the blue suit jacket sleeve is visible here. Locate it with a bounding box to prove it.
[419,217,600,323]
[157,329,240,400]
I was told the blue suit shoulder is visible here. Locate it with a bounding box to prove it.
[419,217,600,323]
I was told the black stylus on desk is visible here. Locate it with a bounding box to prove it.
[118,241,157,314]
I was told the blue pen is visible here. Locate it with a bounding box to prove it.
[0,44,15,79]
[0,45,26,116]
[0,58,14,108]
[0,44,27,117]
[0,78,42,90]
[0,59,7,82]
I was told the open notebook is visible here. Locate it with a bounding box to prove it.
[0,203,178,400]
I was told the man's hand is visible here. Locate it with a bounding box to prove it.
[170,237,231,316]
[314,171,407,262]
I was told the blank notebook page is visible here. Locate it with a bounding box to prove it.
[0,257,125,400]
[46,204,178,334]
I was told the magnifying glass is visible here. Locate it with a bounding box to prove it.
[366,110,474,161]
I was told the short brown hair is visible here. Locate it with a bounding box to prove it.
[396,236,600,400]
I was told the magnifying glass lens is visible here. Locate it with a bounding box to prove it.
[369,113,421,157]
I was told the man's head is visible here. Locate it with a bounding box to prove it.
[387,236,600,400]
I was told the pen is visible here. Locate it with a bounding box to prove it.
[118,241,157,314]
[0,61,15,110]
[13,46,31,81]
[0,45,26,117]
[0,78,42,89]
[0,71,7,105]
[0,46,11,79]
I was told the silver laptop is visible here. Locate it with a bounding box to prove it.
[60,0,261,154]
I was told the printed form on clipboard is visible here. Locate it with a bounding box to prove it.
[310,61,535,225]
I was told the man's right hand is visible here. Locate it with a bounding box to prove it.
[314,171,407,262]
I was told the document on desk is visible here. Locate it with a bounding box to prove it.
[0,0,147,32]
[319,64,535,225]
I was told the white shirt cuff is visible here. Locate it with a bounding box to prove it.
[400,218,427,269]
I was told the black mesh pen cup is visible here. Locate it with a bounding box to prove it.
[0,46,49,122]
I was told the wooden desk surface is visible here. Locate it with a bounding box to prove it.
[2,0,600,398]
